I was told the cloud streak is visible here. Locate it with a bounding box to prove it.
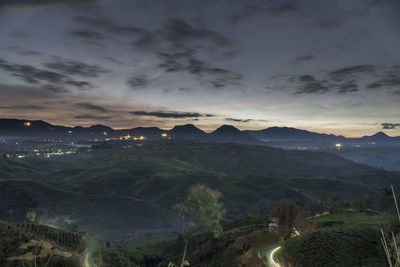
[130,110,214,119]
[382,123,400,129]
[74,103,110,113]
[0,58,94,91]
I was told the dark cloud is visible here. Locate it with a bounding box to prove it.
[292,55,314,64]
[328,65,375,81]
[41,84,70,93]
[75,103,110,113]
[71,30,104,40]
[291,74,358,95]
[0,105,45,110]
[337,81,359,93]
[295,75,330,94]
[156,53,243,88]
[0,0,106,9]
[0,58,67,84]
[6,46,42,56]
[0,58,93,90]
[127,76,148,90]
[65,80,93,90]
[382,123,400,129]
[226,118,269,123]
[229,2,298,24]
[369,78,400,89]
[73,16,155,48]
[226,118,252,123]
[72,15,240,89]
[74,114,112,120]
[367,66,400,91]
[130,110,214,119]
[279,64,385,95]
[103,56,123,65]
[44,58,108,77]
[160,18,233,52]
[152,17,239,87]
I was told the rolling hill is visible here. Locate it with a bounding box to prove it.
[0,142,398,239]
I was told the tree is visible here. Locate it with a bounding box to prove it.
[379,187,395,213]
[174,185,226,267]
[26,208,36,223]
[276,200,301,238]
[331,196,343,213]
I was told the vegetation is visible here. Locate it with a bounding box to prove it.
[0,220,84,266]
[173,185,225,266]
[0,142,399,266]
[281,211,389,266]
[1,142,395,239]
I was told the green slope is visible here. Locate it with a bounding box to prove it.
[0,143,398,240]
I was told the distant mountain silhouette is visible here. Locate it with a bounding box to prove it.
[210,125,261,145]
[169,124,207,140]
[246,126,346,142]
[359,132,393,142]
[0,118,398,145]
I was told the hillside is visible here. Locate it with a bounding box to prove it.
[281,211,388,266]
[0,220,84,267]
[0,142,398,240]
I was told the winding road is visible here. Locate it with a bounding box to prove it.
[268,246,281,267]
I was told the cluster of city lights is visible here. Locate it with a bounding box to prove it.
[7,148,78,159]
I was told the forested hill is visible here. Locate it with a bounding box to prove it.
[0,142,398,239]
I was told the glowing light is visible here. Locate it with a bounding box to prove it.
[68,130,73,134]
[335,143,342,148]
[162,133,168,137]
[269,246,281,267]
[24,122,31,127]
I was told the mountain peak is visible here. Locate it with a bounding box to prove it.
[168,124,206,140]
[170,124,203,133]
[213,125,240,134]
[372,132,389,138]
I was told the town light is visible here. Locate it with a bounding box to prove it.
[24,122,31,127]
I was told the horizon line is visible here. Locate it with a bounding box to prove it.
[0,117,398,139]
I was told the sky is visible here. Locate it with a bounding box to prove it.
[0,0,399,137]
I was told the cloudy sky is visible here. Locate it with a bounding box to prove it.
[0,0,399,136]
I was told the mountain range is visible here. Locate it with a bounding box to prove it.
[0,118,399,145]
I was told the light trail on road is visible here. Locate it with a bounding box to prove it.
[269,246,281,267]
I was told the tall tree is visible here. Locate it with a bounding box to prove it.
[276,200,301,238]
[174,185,226,267]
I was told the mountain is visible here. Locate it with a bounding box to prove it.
[0,118,399,145]
[246,126,346,142]
[168,124,207,141]
[0,119,67,135]
[359,132,393,142]
[210,125,261,145]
